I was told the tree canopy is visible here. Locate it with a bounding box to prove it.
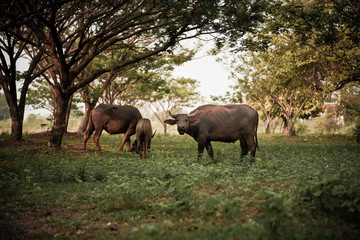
[266,0,360,90]
[1,0,270,147]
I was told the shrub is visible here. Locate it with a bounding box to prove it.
[295,122,309,135]
[297,173,360,223]
[354,121,360,143]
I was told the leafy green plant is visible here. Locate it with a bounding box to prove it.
[354,121,360,143]
[256,191,296,240]
[297,173,360,223]
[200,194,242,219]
[295,122,309,135]
[1,133,360,239]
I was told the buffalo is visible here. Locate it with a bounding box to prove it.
[164,104,259,162]
[131,118,156,158]
[82,104,142,151]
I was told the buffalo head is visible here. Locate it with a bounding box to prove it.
[164,112,199,135]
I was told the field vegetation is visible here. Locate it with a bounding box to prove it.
[1,131,359,239]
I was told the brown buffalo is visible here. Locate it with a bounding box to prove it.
[164,104,259,162]
[82,104,142,151]
[131,118,156,158]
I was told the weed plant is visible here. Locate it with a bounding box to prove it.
[0,133,359,239]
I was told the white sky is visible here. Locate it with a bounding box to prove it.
[172,39,232,103]
[172,52,231,102]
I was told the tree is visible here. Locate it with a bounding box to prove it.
[267,0,360,91]
[228,34,325,134]
[0,28,49,140]
[147,76,201,133]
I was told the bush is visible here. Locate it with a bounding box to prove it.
[313,108,343,135]
[295,123,309,135]
[297,173,360,223]
[354,122,360,143]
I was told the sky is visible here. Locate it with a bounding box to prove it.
[172,51,231,102]
[172,41,232,103]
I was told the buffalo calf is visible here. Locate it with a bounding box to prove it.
[131,118,155,158]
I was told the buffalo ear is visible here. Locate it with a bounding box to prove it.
[164,119,177,125]
[190,117,200,125]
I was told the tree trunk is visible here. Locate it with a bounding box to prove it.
[282,115,295,135]
[64,96,72,133]
[163,122,167,134]
[272,119,279,133]
[264,114,272,134]
[48,92,70,148]
[9,109,23,141]
[282,116,289,134]
[2,76,25,141]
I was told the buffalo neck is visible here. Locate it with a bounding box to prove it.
[186,124,199,140]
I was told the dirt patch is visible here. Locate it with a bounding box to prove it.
[0,138,46,149]
[30,131,83,139]
[196,185,227,197]
[0,132,86,155]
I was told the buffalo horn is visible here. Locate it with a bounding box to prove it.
[169,111,177,118]
[187,112,196,118]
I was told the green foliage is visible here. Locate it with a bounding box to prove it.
[256,191,296,240]
[339,83,360,122]
[297,173,360,223]
[314,108,343,135]
[295,122,309,135]
[0,93,10,120]
[268,0,360,90]
[200,194,241,219]
[354,121,360,143]
[1,134,359,239]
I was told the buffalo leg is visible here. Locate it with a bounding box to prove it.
[82,129,94,150]
[205,142,214,160]
[142,141,147,158]
[239,136,249,159]
[82,133,91,150]
[93,129,103,151]
[147,139,151,156]
[119,128,133,152]
[197,143,205,160]
[137,139,142,156]
[126,138,131,152]
[245,134,256,163]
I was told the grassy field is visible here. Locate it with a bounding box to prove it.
[0,133,359,239]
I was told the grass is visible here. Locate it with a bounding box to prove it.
[0,133,359,239]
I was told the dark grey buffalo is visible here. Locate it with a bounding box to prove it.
[164,104,259,162]
[82,104,142,151]
[131,118,156,158]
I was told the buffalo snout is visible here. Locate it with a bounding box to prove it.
[177,126,186,135]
